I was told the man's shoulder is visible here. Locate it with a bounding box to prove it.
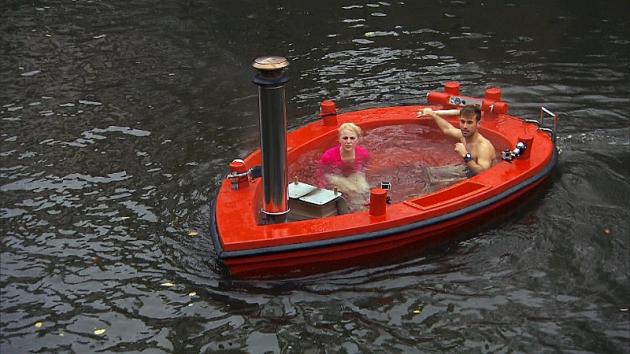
[445,127,463,140]
[479,135,496,153]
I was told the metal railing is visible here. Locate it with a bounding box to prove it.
[539,107,558,143]
[523,107,558,143]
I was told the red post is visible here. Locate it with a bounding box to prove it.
[320,100,337,126]
[369,188,387,217]
[484,87,502,102]
[481,88,504,121]
[491,101,509,114]
[518,135,534,159]
[228,159,249,189]
[444,82,460,95]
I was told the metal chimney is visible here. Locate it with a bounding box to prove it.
[252,56,290,223]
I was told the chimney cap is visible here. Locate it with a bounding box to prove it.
[252,56,289,71]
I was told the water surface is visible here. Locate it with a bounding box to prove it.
[2,0,629,353]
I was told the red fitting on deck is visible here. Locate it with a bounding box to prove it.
[369,188,387,217]
[481,98,494,111]
[229,159,248,174]
[320,100,338,126]
[427,85,508,120]
[490,101,509,114]
[484,87,502,102]
[444,82,460,95]
[518,135,534,159]
[228,159,249,189]
[426,91,450,105]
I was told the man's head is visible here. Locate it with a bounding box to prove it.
[460,104,481,122]
[459,105,481,138]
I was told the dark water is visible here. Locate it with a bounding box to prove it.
[2,0,629,352]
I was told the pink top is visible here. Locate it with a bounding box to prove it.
[319,145,370,178]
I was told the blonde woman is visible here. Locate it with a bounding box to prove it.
[319,123,370,211]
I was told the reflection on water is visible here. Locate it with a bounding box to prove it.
[2,0,629,353]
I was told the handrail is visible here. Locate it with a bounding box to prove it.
[524,119,541,126]
[539,107,558,143]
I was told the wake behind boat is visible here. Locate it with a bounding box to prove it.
[210,56,558,278]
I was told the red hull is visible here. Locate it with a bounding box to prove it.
[217,174,552,278]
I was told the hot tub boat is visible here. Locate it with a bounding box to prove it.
[210,57,558,278]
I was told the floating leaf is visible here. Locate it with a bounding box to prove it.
[161,282,175,287]
[94,328,106,335]
[34,322,43,328]
[188,231,199,237]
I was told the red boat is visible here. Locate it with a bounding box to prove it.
[210,57,558,278]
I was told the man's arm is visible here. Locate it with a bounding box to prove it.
[455,142,494,174]
[417,108,462,140]
[467,152,493,174]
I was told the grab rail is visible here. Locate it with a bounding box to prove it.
[539,107,558,143]
[523,119,541,126]
[524,107,558,143]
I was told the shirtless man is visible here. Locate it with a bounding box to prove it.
[417,105,496,174]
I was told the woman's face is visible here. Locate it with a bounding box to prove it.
[339,128,359,151]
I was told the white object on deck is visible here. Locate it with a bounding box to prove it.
[288,181,342,220]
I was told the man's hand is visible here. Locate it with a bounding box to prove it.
[417,108,434,117]
[454,142,467,157]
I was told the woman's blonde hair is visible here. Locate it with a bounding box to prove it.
[338,122,362,137]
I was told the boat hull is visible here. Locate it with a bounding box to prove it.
[211,104,557,278]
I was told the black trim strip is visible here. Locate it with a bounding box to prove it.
[211,149,557,260]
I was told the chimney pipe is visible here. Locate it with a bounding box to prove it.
[252,56,290,223]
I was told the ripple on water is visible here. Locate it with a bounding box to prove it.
[2,0,630,352]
